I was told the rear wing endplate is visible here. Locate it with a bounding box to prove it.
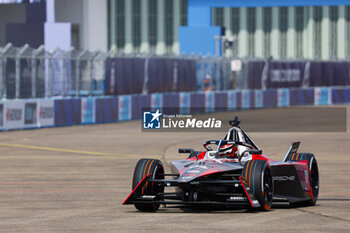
[283,141,300,162]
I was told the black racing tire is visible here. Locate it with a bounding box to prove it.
[242,160,273,211]
[132,158,164,212]
[286,153,319,207]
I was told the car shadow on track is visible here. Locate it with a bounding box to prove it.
[124,206,258,214]
[125,206,279,214]
[318,198,350,201]
[124,202,328,214]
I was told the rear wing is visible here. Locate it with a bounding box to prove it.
[283,142,300,162]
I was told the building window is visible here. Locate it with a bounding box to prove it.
[313,6,322,59]
[148,0,158,49]
[346,6,350,58]
[230,8,240,56]
[116,0,125,50]
[263,7,272,58]
[165,0,174,52]
[212,8,224,26]
[180,0,187,26]
[329,6,338,59]
[279,7,288,58]
[132,0,141,52]
[247,8,256,57]
[295,7,304,58]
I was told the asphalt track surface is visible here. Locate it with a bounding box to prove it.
[0,107,349,232]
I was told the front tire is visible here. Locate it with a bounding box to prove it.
[242,160,273,211]
[132,158,164,211]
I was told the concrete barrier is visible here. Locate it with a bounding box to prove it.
[0,86,347,131]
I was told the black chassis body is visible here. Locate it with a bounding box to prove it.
[124,152,314,209]
[123,118,317,210]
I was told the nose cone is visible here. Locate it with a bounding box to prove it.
[178,173,199,183]
[178,166,206,183]
[177,160,243,183]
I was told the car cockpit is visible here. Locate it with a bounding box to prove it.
[203,117,261,161]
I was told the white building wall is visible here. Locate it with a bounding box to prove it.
[55,0,84,49]
[321,6,330,60]
[55,0,107,52]
[337,6,345,59]
[287,7,296,59]
[84,0,107,52]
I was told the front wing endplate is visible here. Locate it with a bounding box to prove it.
[239,176,261,208]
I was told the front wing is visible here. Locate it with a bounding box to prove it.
[123,162,313,208]
[123,174,260,208]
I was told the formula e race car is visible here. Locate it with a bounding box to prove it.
[123,117,319,211]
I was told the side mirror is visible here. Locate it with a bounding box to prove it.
[179,148,199,160]
[239,149,263,162]
[249,149,262,154]
[178,148,195,154]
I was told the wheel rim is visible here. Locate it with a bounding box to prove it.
[152,164,164,197]
[263,167,273,207]
[310,161,319,200]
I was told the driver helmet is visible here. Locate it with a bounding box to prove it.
[219,144,238,158]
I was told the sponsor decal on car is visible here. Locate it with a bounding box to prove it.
[187,170,201,173]
[304,170,309,188]
[229,196,247,201]
[189,164,209,170]
[179,176,194,181]
[273,176,295,181]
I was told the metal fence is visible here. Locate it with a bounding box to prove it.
[195,55,233,91]
[104,52,235,95]
[0,43,238,99]
[0,44,236,99]
[0,43,108,99]
[2,43,348,99]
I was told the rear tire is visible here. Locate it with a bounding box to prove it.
[132,158,164,211]
[242,160,273,211]
[286,153,319,207]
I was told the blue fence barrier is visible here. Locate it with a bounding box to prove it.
[105,57,197,95]
[54,98,81,126]
[95,97,118,123]
[245,60,350,89]
[0,86,349,131]
[332,88,350,104]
